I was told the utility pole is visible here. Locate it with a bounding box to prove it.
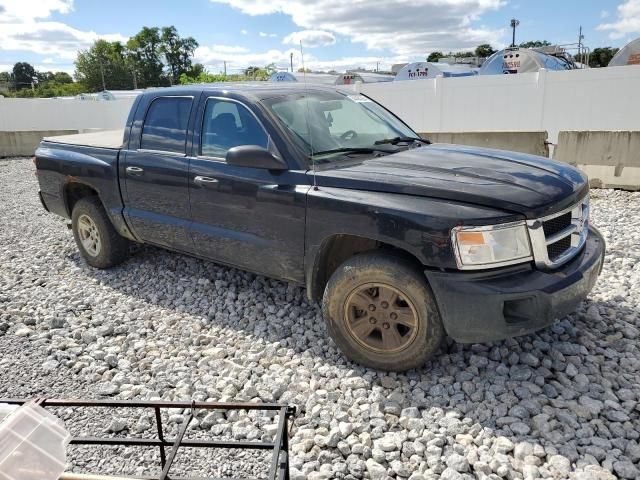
[577,25,584,65]
[132,70,137,90]
[376,61,379,72]
[224,61,227,76]
[99,61,106,91]
[290,52,294,72]
[510,18,520,47]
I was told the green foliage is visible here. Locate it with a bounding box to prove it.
[75,39,134,91]
[161,26,199,84]
[126,27,166,88]
[12,62,37,89]
[589,47,620,68]
[475,44,497,58]
[518,40,552,49]
[12,81,87,98]
[427,51,444,62]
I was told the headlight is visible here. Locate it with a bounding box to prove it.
[452,221,533,270]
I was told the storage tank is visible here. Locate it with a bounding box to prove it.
[269,72,338,85]
[608,38,640,67]
[479,47,574,75]
[394,62,476,81]
[334,71,394,85]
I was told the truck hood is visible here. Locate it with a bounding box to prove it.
[312,143,588,217]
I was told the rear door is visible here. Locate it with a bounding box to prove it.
[121,94,196,252]
[188,95,308,283]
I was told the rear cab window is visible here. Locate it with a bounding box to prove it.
[141,96,193,154]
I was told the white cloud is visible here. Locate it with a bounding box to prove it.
[211,0,506,56]
[240,29,248,34]
[0,21,127,59]
[0,0,73,23]
[598,0,640,39]
[600,10,610,19]
[0,0,127,65]
[259,31,277,37]
[283,29,336,47]
[195,42,410,74]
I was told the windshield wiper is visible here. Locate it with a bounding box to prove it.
[311,147,392,158]
[374,136,431,145]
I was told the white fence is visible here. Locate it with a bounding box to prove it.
[0,98,133,132]
[355,65,640,147]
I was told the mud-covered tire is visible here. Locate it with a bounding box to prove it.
[71,196,130,269]
[322,251,444,371]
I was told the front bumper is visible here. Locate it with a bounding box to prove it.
[425,226,605,344]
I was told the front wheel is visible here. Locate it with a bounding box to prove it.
[322,252,444,371]
[71,196,130,269]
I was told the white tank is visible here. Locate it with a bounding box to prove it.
[394,62,476,81]
[479,47,574,75]
[608,38,640,67]
[269,72,338,85]
[334,71,394,85]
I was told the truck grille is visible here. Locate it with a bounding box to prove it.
[527,196,589,269]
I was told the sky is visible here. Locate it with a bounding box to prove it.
[1,0,640,76]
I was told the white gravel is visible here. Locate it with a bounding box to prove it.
[1,157,639,480]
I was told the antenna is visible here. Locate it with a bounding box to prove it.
[300,41,318,191]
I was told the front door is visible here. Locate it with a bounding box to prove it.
[122,95,195,252]
[188,97,308,283]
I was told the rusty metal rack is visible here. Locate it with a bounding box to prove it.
[0,398,296,480]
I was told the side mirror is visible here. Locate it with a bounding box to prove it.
[226,145,287,171]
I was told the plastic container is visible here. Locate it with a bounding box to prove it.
[0,402,71,480]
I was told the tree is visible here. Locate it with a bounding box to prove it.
[454,51,475,58]
[518,40,551,49]
[12,62,37,89]
[75,40,133,91]
[53,72,73,84]
[427,51,444,62]
[589,47,619,68]
[475,44,496,58]
[0,72,11,83]
[126,27,166,88]
[160,26,199,84]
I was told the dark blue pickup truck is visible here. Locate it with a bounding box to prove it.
[35,84,605,370]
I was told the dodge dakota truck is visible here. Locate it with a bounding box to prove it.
[35,84,605,371]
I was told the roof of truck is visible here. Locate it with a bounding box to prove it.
[147,82,350,100]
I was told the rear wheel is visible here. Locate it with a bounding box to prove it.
[71,196,130,268]
[322,252,444,371]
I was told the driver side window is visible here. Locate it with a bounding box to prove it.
[201,99,269,158]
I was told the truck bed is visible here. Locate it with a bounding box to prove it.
[43,129,124,149]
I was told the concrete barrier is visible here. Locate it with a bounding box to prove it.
[0,130,83,157]
[554,131,640,190]
[420,131,549,157]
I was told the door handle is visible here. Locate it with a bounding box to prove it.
[126,166,144,176]
[194,175,219,185]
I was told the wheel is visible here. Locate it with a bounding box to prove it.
[322,251,444,371]
[71,196,130,269]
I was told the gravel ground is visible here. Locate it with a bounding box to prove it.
[1,156,639,480]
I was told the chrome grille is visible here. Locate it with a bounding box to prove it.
[527,196,589,269]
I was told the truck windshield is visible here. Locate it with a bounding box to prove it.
[262,91,421,162]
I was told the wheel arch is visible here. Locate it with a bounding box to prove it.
[306,233,425,302]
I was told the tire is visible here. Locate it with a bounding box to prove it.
[322,251,444,371]
[71,196,130,269]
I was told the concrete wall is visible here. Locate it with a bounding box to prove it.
[0,130,81,157]
[554,131,640,190]
[421,131,549,157]
[356,65,640,149]
[0,98,133,131]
